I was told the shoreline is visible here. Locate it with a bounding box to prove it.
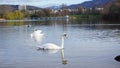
[0,17,68,22]
[0,19,40,22]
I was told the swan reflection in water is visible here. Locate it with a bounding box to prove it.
[37,49,68,65]
[37,49,59,54]
[60,49,67,64]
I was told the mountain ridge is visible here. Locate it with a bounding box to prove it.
[0,4,41,10]
[48,0,115,9]
[67,0,115,9]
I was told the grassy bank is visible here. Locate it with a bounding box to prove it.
[69,14,102,20]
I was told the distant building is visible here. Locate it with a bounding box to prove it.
[18,5,27,10]
[95,7,104,11]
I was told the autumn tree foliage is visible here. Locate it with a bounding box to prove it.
[102,0,120,20]
[4,10,24,20]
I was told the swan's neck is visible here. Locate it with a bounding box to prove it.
[61,50,65,60]
[61,36,64,49]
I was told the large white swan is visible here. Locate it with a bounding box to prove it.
[31,30,44,42]
[38,33,67,50]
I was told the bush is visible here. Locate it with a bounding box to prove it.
[4,10,24,20]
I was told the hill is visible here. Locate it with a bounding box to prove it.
[0,4,41,11]
[67,0,115,9]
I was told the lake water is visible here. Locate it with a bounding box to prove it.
[0,20,120,68]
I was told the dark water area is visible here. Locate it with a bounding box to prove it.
[0,20,120,68]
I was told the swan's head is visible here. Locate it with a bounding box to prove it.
[62,33,67,37]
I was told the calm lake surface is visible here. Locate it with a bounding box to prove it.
[0,20,120,68]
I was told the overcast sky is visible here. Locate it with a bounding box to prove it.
[0,0,91,7]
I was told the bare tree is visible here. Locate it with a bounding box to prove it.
[61,4,68,16]
[0,5,12,18]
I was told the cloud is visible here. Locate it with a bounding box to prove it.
[0,0,47,6]
[0,0,89,7]
[1,0,44,3]
[0,0,89,4]
[0,0,60,6]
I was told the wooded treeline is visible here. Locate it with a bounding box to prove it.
[0,0,119,20]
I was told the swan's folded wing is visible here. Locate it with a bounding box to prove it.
[42,43,60,49]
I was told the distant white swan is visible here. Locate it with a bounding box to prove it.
[31,30,44,42]
[38,33,67,50]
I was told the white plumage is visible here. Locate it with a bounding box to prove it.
[31,30,44,42]
[38,33,66,50]
[39,43,61,49]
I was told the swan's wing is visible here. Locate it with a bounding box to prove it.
[40,33,44,37]
[42,43,60,49]
[36,30,42,33]
[30,33,33,38]
[37,30,42,32]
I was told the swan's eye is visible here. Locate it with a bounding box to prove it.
[63,34,67,37]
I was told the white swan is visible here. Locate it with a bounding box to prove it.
[38,33,67,50]
[31,30,44,42]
